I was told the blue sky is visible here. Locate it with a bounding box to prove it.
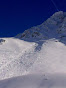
[0,0,66,37]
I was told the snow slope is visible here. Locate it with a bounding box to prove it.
[1,74,66,88]
[0,38,66,88]
[0,38,37,80]
[0,11,66,88]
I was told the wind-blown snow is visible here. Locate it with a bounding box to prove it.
[0,11,66,88]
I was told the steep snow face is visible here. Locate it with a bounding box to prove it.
[16,11,66,43]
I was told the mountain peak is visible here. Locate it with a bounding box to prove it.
[50,11,65,23]
[16,11,66,43]
[51,11,66,19]
[52,11,64,17]
[52,11,66,17]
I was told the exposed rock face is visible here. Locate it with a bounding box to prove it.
[0,39,5,44]
[16,11,66,43]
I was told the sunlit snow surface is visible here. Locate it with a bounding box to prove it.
[0,38,66,88]
[0,11,66,88]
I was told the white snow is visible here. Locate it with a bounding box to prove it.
[0,11,66,88]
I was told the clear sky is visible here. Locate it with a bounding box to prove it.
[0,0,66,37]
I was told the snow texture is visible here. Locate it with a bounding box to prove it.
[0,11,66,88]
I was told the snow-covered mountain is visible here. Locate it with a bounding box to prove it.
[0,11,66,88]
[16,11,66,43]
